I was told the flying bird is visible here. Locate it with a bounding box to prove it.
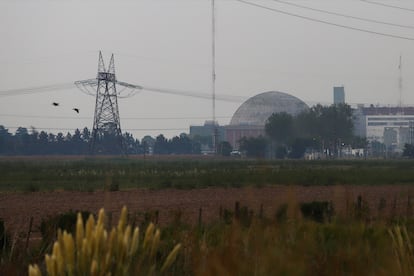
[73,108,79,113]
[52,102,59,106]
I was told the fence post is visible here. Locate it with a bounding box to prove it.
[25,217,33,251]
[259,204,264,219]
[198,207,202,228]
[219,205,223,220]
[391,197,397,219]
[235,201,240,220]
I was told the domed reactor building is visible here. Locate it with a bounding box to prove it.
[226,91,309,149]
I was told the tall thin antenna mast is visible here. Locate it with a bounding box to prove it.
[398,54,403,114]
[211,0,219,154]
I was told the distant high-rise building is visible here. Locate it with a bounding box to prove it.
[333,86,345,104]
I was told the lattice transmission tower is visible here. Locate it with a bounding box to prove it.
[75,51,139,155]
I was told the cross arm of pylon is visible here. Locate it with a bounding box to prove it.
[74,79,98,96]
[74,79,141,98]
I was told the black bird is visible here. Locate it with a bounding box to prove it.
[52,102,59,106]
[73,108,79,113]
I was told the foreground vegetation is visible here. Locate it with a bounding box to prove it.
[2,200,414,275]
[1,158,414,192]
[2,158,414,275]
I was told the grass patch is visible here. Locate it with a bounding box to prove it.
[2,158,414,192]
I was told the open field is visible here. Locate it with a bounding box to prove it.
[1,184,414,235]
[2,157,414,275]
[1,157,414,235]
[2,156,414,192]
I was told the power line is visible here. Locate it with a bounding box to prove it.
[2,126,188,132]
[236,0,414,41]
[361,0,414,12]
[1,84,411,110]
[0,113,232,120]
[124,115,232,120]
[125,128,187,131]
[0,114,90,120]
[119,82,246,103]
[273,0,414,29]
[0,78,245,103]
[0,83,75,97]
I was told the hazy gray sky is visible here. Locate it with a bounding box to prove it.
[1,0,414,139]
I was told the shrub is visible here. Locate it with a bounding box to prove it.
[221,208,233,224]
[106,177,120,192]
[354,195,370,220]
[39,210,91,245]
[275,204,288,223]
[300,201,334,223]
[25,183,40,192]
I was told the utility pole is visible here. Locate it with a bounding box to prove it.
[398,54,404,114]
[211,0,219,154]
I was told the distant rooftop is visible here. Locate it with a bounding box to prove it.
[357,105,414,116]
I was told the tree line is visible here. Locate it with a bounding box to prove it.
[240,103,368,158]
[0,126,203,156]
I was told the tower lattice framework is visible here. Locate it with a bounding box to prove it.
[90,51,125,154]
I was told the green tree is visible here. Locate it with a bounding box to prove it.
[142,136,155,155]
[239,136,267,158]
[289,137,314,159]
[169,134,192,154]
[218,141,232,156]
[265,112,295,158]
[265,112,294,145]
[124,132,138,154]
[38,131,49,154]
[15,127,30,154]
[154,134,169,154]
[350,136,368,149]
[0,126,12,154]
[81,127,91,143]
[292,104,354,157]
[321,104,354,150]
[403,143,414,158]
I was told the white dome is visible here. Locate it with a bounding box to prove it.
[230,91,308,126]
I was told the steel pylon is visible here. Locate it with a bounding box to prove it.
[89,51,125,155]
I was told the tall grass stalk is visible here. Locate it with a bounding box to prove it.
[389,225,414,275]
[28,207,181,276]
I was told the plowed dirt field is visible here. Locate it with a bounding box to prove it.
[1,185,414,237]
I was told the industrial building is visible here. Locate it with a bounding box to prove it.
[188,91,309,151]
[189,86,414,156]
[333,86,345,104]
[353,105,414,152]
[189,120,225,153]
[225,91,309,149]
[189,120,225,140]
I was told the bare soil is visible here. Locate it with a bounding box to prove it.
[1,185,414,238]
